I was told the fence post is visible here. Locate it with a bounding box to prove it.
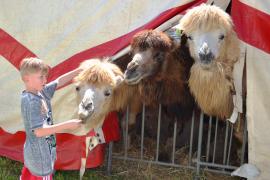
[106,142,113,175]
[195,112,204,179]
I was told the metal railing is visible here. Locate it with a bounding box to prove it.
[106,103,248,177]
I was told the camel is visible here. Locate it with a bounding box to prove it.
[73,58,140,134]
[178,4,240,119]
[73,58,145,179]
[177,5,245,165]
[123,29,194,161]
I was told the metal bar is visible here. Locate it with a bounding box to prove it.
[241,116,248,165]
[106,142,113,175]
[113,156,234,175]
[226,123,233,165]
[201,167,234,175]
[113,155,195,169]
[140,104,146,159]
[188,111,195,166]
[196,161,238,170]
[172,120,177,164]
[212,118,219,163]
[206,116,212,162]
[124,106,129,159]
[196,112,204,176]
[223,121,229,165]
[155,104,162,161]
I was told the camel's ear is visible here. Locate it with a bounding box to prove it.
[166,28,182,48]
[115,75,124,86]
[178,32,195,64]
[180,32,188,46]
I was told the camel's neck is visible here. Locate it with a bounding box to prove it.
[111,82,138,111]
[189,63,233,118]
[190,63,231,87]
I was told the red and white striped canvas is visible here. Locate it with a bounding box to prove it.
[1,1,269,179]
[0,0,207,170]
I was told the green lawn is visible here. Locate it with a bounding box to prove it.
[0,156,240,180]
[0,156,108,180]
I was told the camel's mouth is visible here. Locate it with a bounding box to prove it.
[124,70,143,85]
[197,53,215,69]
[79,110,94,124]
[199,51,214,62]
[78,104,94,124]
[195,59,215,70]
[200,59,212,65]
[200,64,211,70]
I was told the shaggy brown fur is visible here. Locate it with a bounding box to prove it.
[179,4,240,119]
[74,58,139,129]
[123,30,194,161]
[126,30,194,108]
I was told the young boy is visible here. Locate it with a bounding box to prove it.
[19,57,82,179]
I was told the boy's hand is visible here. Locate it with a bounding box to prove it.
[56,68,84,88]
[66,119,82,130]
[74,67,84,76]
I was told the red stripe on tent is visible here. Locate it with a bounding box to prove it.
[232,0,270,54]
[0,128,104,169]
[47,0,206,82]
[0,112,119,170]
[0,28,36,69]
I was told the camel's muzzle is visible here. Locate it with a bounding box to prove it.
[124,62,141,85]
[198,43,215,64]
[78,101,94,123]
[199,51,214,64]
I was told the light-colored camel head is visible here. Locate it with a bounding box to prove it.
[179,4,239,69]
[124,30,173,85]
[74,58,123,129]
[178,4,240,119]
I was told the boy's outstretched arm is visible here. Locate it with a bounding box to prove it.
[55,68,82,88]
[34,119,82,137]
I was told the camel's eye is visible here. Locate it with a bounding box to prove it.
[219,34,225,40]
[187,35,193,40]
[153,52,164,62]
[104,90,111,97]
[75,86,80,91]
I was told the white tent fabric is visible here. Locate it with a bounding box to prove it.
[0,0,195,133]
[1,0,270,179]
[246,43,270,180]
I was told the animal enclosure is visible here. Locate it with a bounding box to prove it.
[107,104,248,177]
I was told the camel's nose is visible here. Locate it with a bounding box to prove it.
[127,61,139,73]
[199,42,210,54]
[198,43,214,63]
[78,100,94,123]
[81,100,93,111]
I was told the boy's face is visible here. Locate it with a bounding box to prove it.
[23,71,47,92]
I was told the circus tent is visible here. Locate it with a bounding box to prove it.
[0,0,270,179]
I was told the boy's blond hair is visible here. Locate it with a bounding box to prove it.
[20,57,49,77]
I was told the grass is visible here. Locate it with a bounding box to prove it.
[0,156,240,180]
[0,156,103,180]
